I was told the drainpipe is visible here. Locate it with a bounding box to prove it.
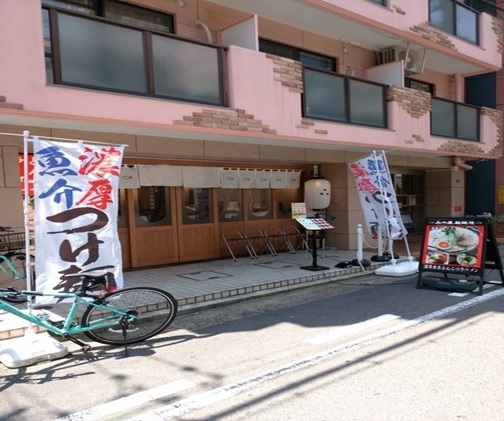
[454,156,473,171]
[196,20,213,43]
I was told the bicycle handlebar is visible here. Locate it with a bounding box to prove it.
[0,287,22,299]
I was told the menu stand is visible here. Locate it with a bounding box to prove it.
[297,218,335,272]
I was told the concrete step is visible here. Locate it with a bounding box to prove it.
[0,310,47,340]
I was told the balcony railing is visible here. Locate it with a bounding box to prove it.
[429,0,479,44]
[45,9,225,106]
[303,68,387,128]
[431,98,480,141]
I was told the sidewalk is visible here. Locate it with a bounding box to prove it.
[123,246,407,311]
[0,245,413,340]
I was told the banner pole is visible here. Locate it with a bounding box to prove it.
[22,131,32,291]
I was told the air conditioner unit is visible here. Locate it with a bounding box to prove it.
[380,46,425,75]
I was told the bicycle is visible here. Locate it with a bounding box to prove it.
[0,267,178,356]
[0,226,35,303]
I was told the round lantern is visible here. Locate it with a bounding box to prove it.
[304,179,331,210]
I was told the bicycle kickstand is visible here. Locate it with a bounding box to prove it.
[120,318,130,358]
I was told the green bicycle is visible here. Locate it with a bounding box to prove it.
[0,227,35,303]
[0,267,178,355]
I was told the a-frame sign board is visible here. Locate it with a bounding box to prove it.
[417,217,504,295]
[296,218,335,271]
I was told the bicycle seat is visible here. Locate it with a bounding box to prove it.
[63,266,114,280]
[74,269,109,279]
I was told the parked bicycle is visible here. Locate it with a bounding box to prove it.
[0,267,178,356]
[0,226,35,303]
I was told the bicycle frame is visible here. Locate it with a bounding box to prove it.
[0,290,136,338]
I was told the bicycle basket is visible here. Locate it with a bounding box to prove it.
[0,231,26,252]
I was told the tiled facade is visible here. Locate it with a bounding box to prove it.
[0,0,502,266]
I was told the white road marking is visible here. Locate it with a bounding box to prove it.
[127,287,504,421]
[448,292,468,297]
[448,282,493,297]
[52,379,195,421]
[305,314,401,345]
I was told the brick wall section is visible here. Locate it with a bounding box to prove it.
[174,54,305,135]
[409,23,457,50]
[437,139,485,154]
[481,107,504,156]
[388,86,431,117]
[388,86,430,144]
[392,6,406,15]
[0,95,23,110]
[492,17,504,55]
[266,54,304,94]
[173,108,277,134]
[436,108,503,157]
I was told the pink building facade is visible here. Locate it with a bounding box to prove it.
[0,0,502,268]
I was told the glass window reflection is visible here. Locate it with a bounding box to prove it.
[276,189,300,219]
[183,188,212,224]
[135,186,171,227]
[218,189,243,222]
[249,190,272,220]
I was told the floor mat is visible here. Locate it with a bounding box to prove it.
[255,261,295,269]
[178,270,230,281]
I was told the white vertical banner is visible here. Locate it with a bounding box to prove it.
[33,139,125,295]
[349,151,407,240]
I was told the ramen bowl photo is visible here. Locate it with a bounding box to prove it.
[427,252,449,264]
[456,254,477,267]
[434,239,452,250]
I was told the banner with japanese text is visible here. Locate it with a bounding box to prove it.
[33,139,125,295]
[348,152,407,240]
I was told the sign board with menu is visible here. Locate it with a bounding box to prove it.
[296,218,335,272]
[417,217,504,295]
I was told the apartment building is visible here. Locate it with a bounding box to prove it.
[0,0,502,268]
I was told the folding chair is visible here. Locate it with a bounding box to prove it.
[222,229,257,261]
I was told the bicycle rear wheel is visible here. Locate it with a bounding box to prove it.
[81,287,178,345]
[0,253,35,303]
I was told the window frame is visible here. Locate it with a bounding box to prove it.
[429,0,480,44]
[41,0,174,32]
[42,5,225,106]
[302,67,387,128]
[405,78,435,95]
[259,38,336,72]
[430,97,480,141]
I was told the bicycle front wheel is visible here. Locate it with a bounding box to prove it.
[81,287,178,345]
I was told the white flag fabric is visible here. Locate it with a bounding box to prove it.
[119,165,140,189]
[270,170,301,188]
[238,169,256,188]
[138,164,183,186]
[219,169,239,188]
[349,152,407,240]
[255,170,271,189]
[183,166,220,188]
[33,139,125,297]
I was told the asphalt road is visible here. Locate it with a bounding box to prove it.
[1,272,504,421]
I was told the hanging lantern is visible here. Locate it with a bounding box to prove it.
[304,178,331,210]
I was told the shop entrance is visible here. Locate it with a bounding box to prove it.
[391,171,425,234]
[119,185,303,269]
